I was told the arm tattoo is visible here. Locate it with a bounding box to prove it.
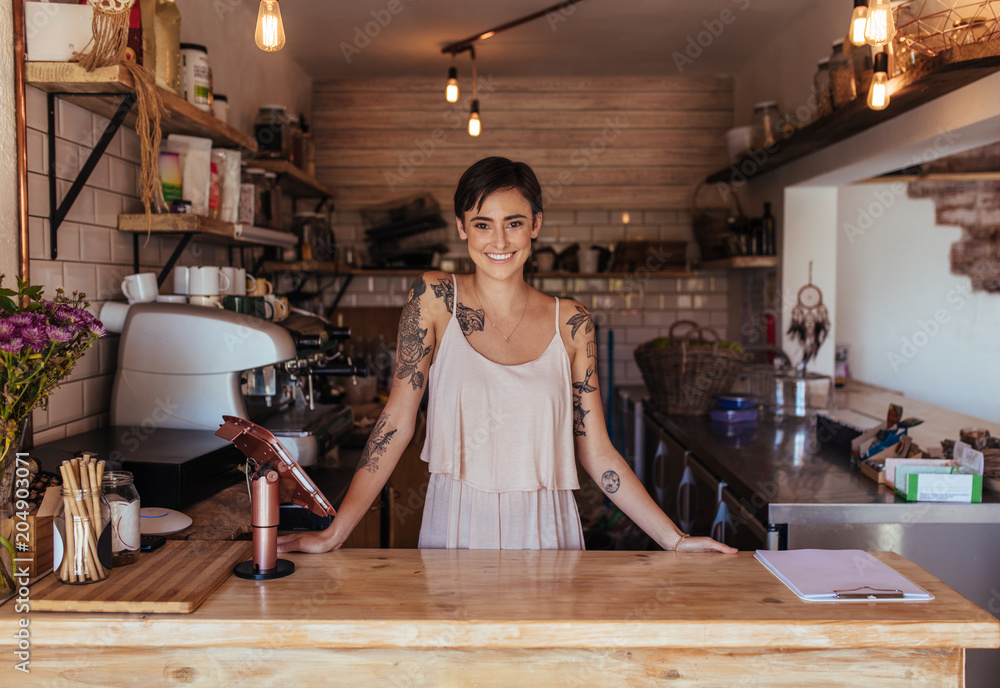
[601,470,621,494]
[567,305,594,339]
[586,339,597,360]
[396,277,432,391]
[357,413,397,473]
[432,277,485,336]
[572,366,598,436]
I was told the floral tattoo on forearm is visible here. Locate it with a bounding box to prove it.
[356,412,397,473]
[396,276,432,391]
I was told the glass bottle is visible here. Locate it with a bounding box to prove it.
[54,485,111,584]
[751,101,779,150]
[830,39,857,109]
[264,172,282,229]
[814,58,833,118]
[762,202,777,256]
[102,471,141,566]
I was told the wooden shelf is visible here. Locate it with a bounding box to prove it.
[118,214,297,248]
[705,41,1000,186]
[27,62,257,150]
[700,256,778,270]
[249,160,335,198]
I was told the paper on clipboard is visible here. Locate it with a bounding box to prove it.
[754,549,934,602]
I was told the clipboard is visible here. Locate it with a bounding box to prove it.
[754,549,934,602]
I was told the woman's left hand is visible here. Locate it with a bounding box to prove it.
[675,536,738,554]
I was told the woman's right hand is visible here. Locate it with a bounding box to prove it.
[276,529,341,554]
[675,536,738,554]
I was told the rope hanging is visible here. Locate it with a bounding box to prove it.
[74,0,163,219]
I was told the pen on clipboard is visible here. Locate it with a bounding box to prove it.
[833,586,905,600]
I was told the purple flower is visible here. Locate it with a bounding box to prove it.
[0,335,24,353]
[88,318,106,337]
[0,318,15,338]
[9,312,46,328]
[46,324,75,343]
[19,325,48,352]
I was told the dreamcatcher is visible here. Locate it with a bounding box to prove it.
[786,261,830,368]
[74,0,163,218]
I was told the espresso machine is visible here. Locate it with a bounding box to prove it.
[110,303,354,467]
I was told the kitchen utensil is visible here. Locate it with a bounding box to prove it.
[265,294,289,321]
[577,247,601,273]
[29,540,252,613]
[121,272,158,303]
[220,266,246,295]
[249,277,273,296]
[188,266,231,296]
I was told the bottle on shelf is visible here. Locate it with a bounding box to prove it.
[751,101,779,150]
[762,202,776,256]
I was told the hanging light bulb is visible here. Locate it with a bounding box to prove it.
[864,0,896,46]
[468,99,481,137]
[445,66,459,103]
[849,0,869,46]
[867,51,890,110]
[255,0,286,52]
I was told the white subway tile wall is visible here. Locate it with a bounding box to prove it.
[25,88,259,444]
[329,209,729,387]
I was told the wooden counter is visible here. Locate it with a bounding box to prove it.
[2,550,997,686]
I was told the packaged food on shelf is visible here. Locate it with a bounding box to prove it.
[179,42,212,112]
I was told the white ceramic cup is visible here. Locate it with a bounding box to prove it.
[220,267,248,296]
[188,295,224,308]
[188,266,231,297]
[173,266,190,295]
[265,295,289,321]
[156,294,186,304]
[120,273,158,304]
[99,301,131,333]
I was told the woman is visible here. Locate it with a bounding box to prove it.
[278,157,735,554]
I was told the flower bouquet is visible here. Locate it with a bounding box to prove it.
[0,274,104,593]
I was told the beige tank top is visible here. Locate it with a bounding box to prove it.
[419,275,580,493]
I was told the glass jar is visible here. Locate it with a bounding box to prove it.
[54,486,111,584]
[102,471,141,566]
[830,39,857,109]
[254,105,290,159]
[750,101,779,150]
[263,172,281,229]
[814,58,833,118]
[843,38,873,95]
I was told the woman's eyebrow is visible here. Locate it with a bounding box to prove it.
[470,213,527,223]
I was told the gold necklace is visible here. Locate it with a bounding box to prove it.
[473,282,529,344]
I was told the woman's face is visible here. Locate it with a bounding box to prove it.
[457,187,541,279]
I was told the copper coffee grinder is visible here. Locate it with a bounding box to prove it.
[216,415,336,580]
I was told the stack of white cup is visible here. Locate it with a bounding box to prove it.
[175,266,230,308]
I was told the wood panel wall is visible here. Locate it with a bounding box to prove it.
[312,76,733,211]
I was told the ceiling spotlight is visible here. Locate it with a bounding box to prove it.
[445,66,459,103]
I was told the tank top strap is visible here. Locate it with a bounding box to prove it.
[451,273,458,322]
[553,296,560,330]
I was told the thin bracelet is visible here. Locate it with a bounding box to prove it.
[671,533,690,551]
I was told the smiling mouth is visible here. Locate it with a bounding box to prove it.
[485,252,514,262]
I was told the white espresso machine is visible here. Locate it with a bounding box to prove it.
[110,303,353,466]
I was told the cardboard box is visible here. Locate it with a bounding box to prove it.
[20,486,60,582]
[896,471,983,503]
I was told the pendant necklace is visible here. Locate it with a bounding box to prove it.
[473,282,529,344]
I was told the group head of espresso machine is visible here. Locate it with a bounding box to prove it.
[110,303,358,466]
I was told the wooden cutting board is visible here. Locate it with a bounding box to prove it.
[29,540,251,613]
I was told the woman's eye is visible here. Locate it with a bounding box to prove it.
[475,223,490,230]
[507,221,522,229]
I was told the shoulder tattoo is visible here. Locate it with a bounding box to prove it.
[567,305,594,340]
[430,277,484,336]
[356,412,397,473]
[395,277,431,391]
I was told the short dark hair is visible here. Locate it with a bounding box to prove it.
[454,157,543,220]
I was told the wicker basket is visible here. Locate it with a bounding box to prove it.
[634,321,749,415]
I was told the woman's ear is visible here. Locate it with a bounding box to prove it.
[456,216,468,240]
[531,213,542,239]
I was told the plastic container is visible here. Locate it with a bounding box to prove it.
[213,94,229,124]
[102,471,141,566]
[717,395,757,410]
[54,486,111,584]
[179,43,212,113]
[750,101,779,150]
[710,408,759,424]
[254,104,290,158]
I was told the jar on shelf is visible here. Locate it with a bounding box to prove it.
[293,212,336,263]
[288,114,304,169]
[54,485,111,584]
[750,101,779,150]
[102,471,141,566]
[179,43,212,113]
[240,166,262,225]
[262,171,281,229]
[254,105,291,159]
[843,38,873,95]
[814,57,833,118]
[830,39,857,109]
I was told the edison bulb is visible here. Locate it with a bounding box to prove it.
[468,112,481,137]
[255,0,285,52]
[849,3,868,46]
[445,67,459,103]
[864,0,896,46]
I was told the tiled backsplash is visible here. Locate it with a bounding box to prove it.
[328,209,729,387]
[24,87,252,446]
